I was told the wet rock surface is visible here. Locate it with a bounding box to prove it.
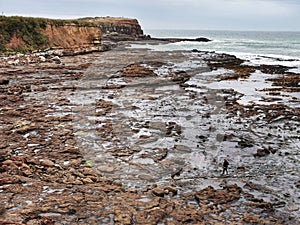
[0,41,299,224]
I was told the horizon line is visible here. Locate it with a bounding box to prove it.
[144,28,300,33]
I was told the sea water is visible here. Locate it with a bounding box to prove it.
[129,30,300,106]
[141,30,300,73]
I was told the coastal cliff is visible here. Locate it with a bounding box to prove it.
[0,16,144,53]
[42,24,101,49]
[80,17,144,40]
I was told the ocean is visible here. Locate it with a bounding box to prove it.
[142,30,300,73]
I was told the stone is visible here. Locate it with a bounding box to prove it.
[238,139,254,148]
[72,179,84,185]
[137,174,155,181]
[171,167,183,179]
[0,79,9,85]
[52,56,61,64]
[127,187,137,193]
[174,145,192,153]
[82,177,94,184]
[295,180,300,188]
[22,169,32,177]
[97,165,115,173]
[81,168,97,176]
[113,180,123,186]
[254,148,270,157]
[152,187,165,197]
[0,203,6,216]
[39,212,62,220]
[2,160,14,166]
[114,210,132,225]
[164,186,178,196]
[39,159,55,167]
[243,214,261,224]
[170,71,190,83]
[288,203,299,212]
[39,56,46,62]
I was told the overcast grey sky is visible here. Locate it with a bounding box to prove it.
[1,0,300,31]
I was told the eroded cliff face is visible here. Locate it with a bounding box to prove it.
[42,24,101,49]
[82,17,144,37]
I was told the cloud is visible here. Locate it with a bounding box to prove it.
[1,0,300,30]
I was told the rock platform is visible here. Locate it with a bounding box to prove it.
[0,41,299,224]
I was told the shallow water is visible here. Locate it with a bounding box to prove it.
[25,45,300,220]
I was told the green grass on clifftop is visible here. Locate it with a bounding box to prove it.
[0,16,48,52]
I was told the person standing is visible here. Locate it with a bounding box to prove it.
[222,158,229,175]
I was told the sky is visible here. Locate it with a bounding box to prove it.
[1,0,300,31]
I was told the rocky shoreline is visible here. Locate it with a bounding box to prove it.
[0,40,299,224]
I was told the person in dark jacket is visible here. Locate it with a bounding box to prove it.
[222,158,229,175]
